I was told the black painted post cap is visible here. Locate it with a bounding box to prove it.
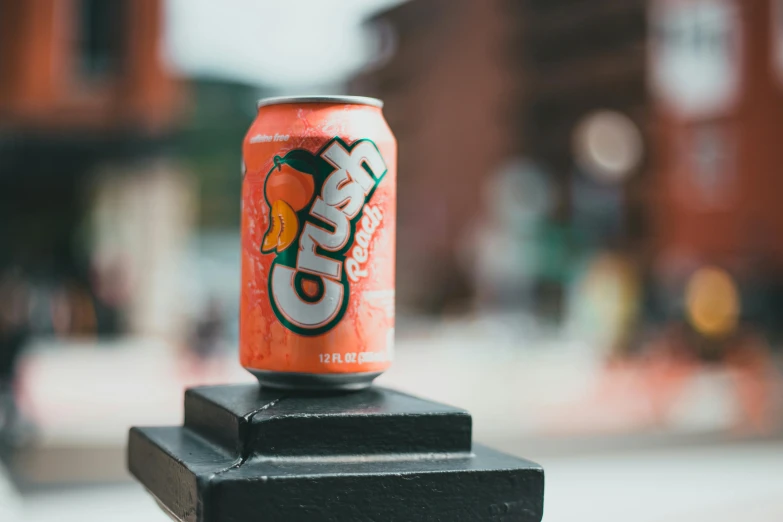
[128,384,544,522]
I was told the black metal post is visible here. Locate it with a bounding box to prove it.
[128,384,544,521]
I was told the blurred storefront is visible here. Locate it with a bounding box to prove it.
[355,0,783,355]
[0,0,191,342]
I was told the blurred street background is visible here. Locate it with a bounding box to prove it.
[2,0,783,520]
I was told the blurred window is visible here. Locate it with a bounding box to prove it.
[77,0,125,79]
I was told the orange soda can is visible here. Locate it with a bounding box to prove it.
[240,96,396,390]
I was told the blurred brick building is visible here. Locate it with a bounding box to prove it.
[0,0,177,130]
[352,0,648,314]
[648,0,783,337]
[515,0,648,220]
[352,0,517,312]
[0,0,191,339]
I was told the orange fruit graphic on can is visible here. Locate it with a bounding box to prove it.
[240,96,396,390]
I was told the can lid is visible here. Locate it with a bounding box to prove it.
[256,95,384,110]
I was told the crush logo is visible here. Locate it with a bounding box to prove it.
[260,137,387,336]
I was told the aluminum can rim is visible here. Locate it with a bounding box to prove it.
[256,95,384,110]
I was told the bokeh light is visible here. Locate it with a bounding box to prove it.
[685,266,740,339]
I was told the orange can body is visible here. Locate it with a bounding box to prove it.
[240,96,396,390]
